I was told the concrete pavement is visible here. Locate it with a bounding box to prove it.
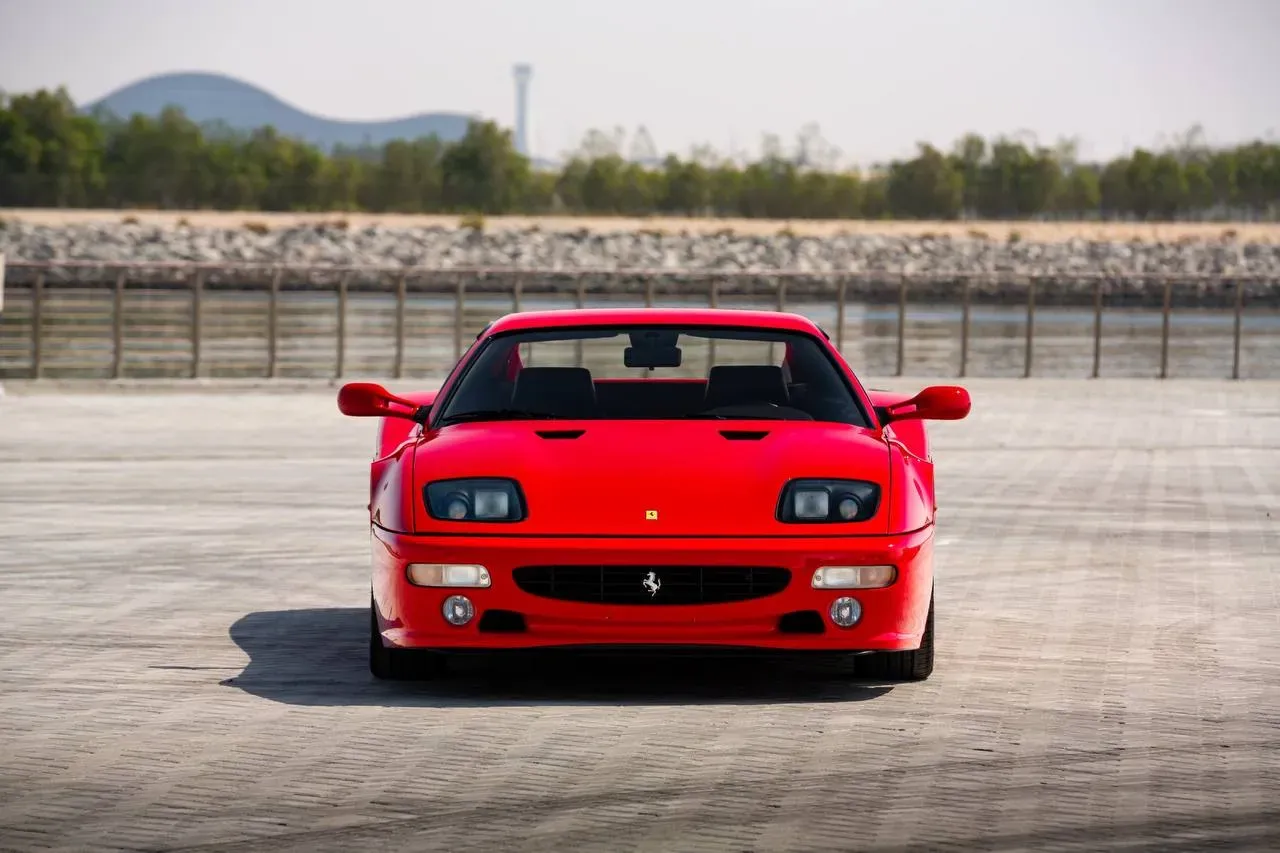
[0,378,1277,852]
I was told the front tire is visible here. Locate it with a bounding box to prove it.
[856,591,934,681]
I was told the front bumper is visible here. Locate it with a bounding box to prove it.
[371,526,934,652]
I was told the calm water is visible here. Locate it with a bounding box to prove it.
[1,288,1277,380]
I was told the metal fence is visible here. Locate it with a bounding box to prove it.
[0,261,1274,381]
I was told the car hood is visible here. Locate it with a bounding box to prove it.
[411,419,891,536]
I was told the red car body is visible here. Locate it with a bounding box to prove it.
[339,308,970,681]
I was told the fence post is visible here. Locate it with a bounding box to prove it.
[512,273,523,313]
[395,272,408,378]
[0,254,4,391]
[574,275,586,367]
[335,272,348,379]
[190,270,204,379]
[896,275,907,377]
[835,276,846,354]
[707,277,718,369]
[1159,278,1172,379]
[452,274,465,364]
[1092,277,1103,378]
[1231,279,1245,380]
[644,276,654,308]
[266,268,281,379]
[959,277,972,378]
[1024,276,1036,379]
[31,272,44,379]
[111,270,126,379]
[767,275,789,362]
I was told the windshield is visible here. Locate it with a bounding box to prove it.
[434,325,870,427]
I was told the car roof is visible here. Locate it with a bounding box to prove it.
[484,308,825,337]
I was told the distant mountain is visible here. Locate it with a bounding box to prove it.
[84,71,477,150]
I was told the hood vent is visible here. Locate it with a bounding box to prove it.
[720,430,769,441]
[535,429,586,440]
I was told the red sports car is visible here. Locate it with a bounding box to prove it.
[339,308,970,681]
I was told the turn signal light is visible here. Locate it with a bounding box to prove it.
[811,565,896,589]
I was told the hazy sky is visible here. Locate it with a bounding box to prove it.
[1,0,1277,165]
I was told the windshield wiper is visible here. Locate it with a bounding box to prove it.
[438,409,562,425]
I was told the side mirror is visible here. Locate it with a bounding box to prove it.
[337,382,430,423]
[879,385,971,424]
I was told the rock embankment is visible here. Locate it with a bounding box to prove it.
[3,220,1277,305]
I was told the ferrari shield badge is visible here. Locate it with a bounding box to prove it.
[645,509,658,520]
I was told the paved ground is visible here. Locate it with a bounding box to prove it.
[0,378,1277,852]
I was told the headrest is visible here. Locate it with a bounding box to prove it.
[703,365,790,409]
[511,367,597,418]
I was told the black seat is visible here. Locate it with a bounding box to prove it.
[703,365,790,409]
[511,367,597,418]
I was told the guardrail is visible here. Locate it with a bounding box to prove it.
[0,261,1273,381]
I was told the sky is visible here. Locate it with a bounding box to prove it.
[1,0,1277,166]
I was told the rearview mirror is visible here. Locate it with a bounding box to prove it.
[624,345,682,369]
[879,385,971,424]
[337,382,430,422]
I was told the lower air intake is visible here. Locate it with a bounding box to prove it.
[512,565,790,605]
[478,610,527,633]
[777,611,825,634]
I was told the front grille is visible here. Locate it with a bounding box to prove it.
[512,565,790,605]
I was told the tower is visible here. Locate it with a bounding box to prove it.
[513,64,532,157]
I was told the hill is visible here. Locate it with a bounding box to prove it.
[83,71,476,149]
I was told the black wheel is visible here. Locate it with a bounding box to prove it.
[369,596,444,680]
[855,591,934,681]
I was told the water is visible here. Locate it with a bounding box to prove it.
[1,287,1276,380]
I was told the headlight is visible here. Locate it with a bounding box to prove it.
[777,479,880,523]
[424,478,525,522]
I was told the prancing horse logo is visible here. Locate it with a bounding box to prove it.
[642,571,661,597]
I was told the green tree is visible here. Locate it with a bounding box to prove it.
[708,163,743,216]
[972,138,1059,218]
[439,121,530,213]
[1234,142,1280,214]
[1183,162,1214,213]
[660,155,710,215]
[552,158,589,212]
[0,88,104,206]
[1125,149,1188,219]
[951,133,986,215]
[364,137,444,212]
[579,155,629,214]
[1207,151,1238,208]
[1053,167,1101,216]
[887,144,963,219]
[1150,153,1189,219]
[1099,158,1131,218]
[0,94,46,204]
[5,86,1280,222]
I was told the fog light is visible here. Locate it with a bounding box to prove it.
[407,563,491,587]
[442,595,475,626]
[829,597,862,628]
[812,565,897,589]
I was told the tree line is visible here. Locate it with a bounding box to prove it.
[2,87,1278,222]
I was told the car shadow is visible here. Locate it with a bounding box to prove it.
[221,608,895,707]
